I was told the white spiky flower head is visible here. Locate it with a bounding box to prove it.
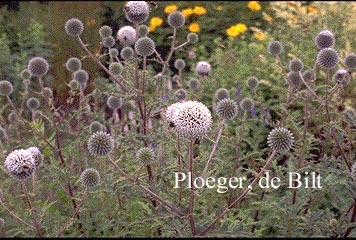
[5,149,36,180]
[117,26,137,46]
[26,147,43,167]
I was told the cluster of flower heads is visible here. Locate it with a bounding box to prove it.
[4,147,43,180]
[166,101,212,140]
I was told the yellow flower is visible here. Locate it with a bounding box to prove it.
[263,14,273,22]
[150,17,163,27]
[247,1,262,11]
[189,23,200,33]
[259,79,271,87]
[234,23,247,34]
[307,6,318,14]
[193,6,207,15]
[254,32,266,41]
[182,8,193,18]
[148,25,156,32]
[164,5,177,14]
[226,26,240,38]
[214,5,223,11]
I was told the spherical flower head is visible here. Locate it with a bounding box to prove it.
[332,69,351,86]
[66,57,82,72]
[109,62,123,76]
[136,147,155,165]
[174,59,186,70]
[216,98,238,120]
[107,95,123,110]
[166,102,183,124]
[317,48,339,70]
[247,76,259,90]
[26,97,40,110]
[73,69,89,84]
[28,57,49,76]
[87,131,114,157]
[69,79,80,91]
[8,111,17,123]
[173,101,212,139]
[117,26,137,46]
[102,36,116,48]
[288,58,304,72]
[43,87,53,98]
[134,37,155,57]
[138,25,149,37]
[120,46,134,61]
[26,146,43,167]
[20,69,32,80]
[89,121,103,133]
[0,81,13,96]
[124,1,150,24]
[287,71,302,89]
[175,88,187,101]
[315,30,335,50]
[215,88,230,101]
[240,98,254,112]
[5,149,36,180]
[345,53,356,69]
[167,11,185,29]
[80,168,100,188]
[65,18,84,36]
[0,126,7,140]
[267,127,294,153]
[302,70,316,82]
[195,61,211,77]
[268,41,283,56]
[99,25,112,38]
[188,78,199,90]
[108,48,119,60]
[187,33,198,44]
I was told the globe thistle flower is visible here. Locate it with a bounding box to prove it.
[65,18,84,36]
[8,111,17,123]
[117,26,137,46]
[20,69,31,80]
[315,30,335,49]
[267,127,294,153]
[240,98,254,112]
[174,59,186,70]
[332,69,351,86]
[138,24,149,37]
[0,81,13,96]
[28,57,49,76]
[188,78,199,90]
[167,11,185,28]
[120,46,134,61]
[216,98,238,120]
[136,147,155,165]
[43,87,53,98]
[102,36,116,48]
[26,97,40,110]
[26,146,43,167]
[268,41,283,56]
[215,88,230,101]
[109,62,123,76]
[89,121,103,133]
[0,126,7,140]
[124,1,150,24]
[288,58,304,72]
[135,37,155,57]
[109,48,119,59]
[66,57,82,72]
[187,32,198,44]
[166,102,183,125]
[287,71,302,89]
[195,61,211,76]
[107,95,123,110]
[317,48,339,70]
[5,149,36,180]
[172,101,212,139]
[73,69,89,84]
[87,131,114,157]
[247,76,259,90]
[175,88,187,101]
[69,79,80,91]
[99,25,112,38]
[344,53,356,69]
[302,70,316,82]
[80,168,100,188]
